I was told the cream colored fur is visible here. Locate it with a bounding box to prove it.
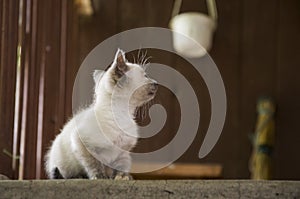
[45,49,157,179]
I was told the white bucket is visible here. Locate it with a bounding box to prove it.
[170,12,216,58]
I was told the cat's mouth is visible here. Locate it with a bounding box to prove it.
[148,83,158,96]
[148,90,156,96]
[148,91,156,96]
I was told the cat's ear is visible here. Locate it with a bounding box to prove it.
[113,48,128,77]
[93,70,104,83]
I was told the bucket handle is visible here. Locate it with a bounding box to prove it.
[171,0,218,21]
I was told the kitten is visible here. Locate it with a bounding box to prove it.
[45,49,158,180]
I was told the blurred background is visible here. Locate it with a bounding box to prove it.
[0,0,299,180]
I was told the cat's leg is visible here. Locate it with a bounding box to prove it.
[72,135,108,179]
[79,155,107,179]
[111,152,132,180]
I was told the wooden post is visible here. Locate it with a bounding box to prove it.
[0,0,20,179]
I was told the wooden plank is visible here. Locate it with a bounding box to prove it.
[64,0,80,119]
[132,163,222,179]
[35,0,79,179]
[145,0,173,27]
[19,0,40,179]
[0,0,19,179]
[210,0,243,178]
[18,0,80,179]
[199,0,242,179]
[12,0,28,179]
[239,0,279,178]
[0,0,3,56]
[36,0,64,179]
[170,0,242,180]
[56,0,68,133]
[275,0,300,180]
[78,0,118,64]
[118,0,147,31]
[180,0,206,13]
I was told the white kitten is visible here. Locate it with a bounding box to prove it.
[45,49,157,180]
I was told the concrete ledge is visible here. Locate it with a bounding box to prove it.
[0,180,299,199]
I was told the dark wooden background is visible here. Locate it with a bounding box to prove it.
[0,0,299,180]
[78,0,300,179]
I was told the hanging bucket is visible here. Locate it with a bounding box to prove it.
[169,0,218,58]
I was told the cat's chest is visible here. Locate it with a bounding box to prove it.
[113,133,137,150]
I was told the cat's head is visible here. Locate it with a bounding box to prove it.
[93,49,158,108]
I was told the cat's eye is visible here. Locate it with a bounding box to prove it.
[144,74,148,78]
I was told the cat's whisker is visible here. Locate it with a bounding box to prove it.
[137,47,142,64]
[141,50,148,65]
[142,57,152,69]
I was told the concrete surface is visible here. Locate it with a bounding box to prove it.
[0,180,299,199]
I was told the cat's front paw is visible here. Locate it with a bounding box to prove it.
[114,172,133,180]
[91,176,98,180]
[90,173,109,180]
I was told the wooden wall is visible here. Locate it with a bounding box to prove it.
[1,0,299,180]
[77,0,300,179]
[0,0,19,179]
[0,0,78,179]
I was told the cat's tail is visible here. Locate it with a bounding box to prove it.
[51,167,64,179]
